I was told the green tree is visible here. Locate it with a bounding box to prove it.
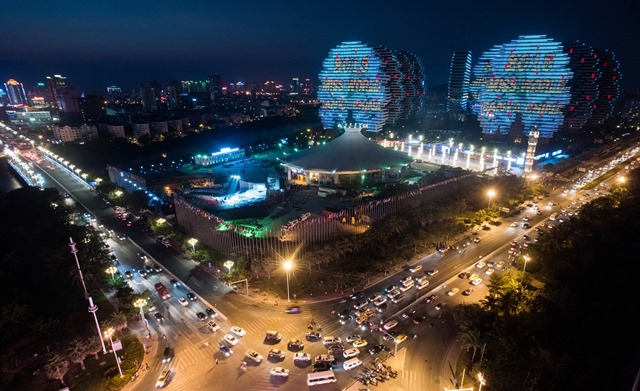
[67,338,90,370]
[44,353,69,386]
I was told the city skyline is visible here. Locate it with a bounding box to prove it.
[1,0,638,94]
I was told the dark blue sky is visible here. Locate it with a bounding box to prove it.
[1,0,638,94]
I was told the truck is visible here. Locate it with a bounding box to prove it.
[155,283,170,300]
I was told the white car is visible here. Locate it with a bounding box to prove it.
[373,297,387,306]
[485,268,495,275]
[293,352,311,362]
[471,278,483,286]
[270,367,289,377]
[343,348,360,358]
[156,369,170,388]
[207,321,220,332]
[383,320,398,330]
[245,350,263,363]
[178,298,189,307]
[426,269,439,276]
[475,261,486,269]
[230,326,246,336]
[224,334,239,346]
[447,288,459,296]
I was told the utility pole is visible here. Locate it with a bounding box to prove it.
[69,237,89,298]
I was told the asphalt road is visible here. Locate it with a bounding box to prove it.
[21,144,637,391]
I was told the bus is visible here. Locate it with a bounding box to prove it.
[306,370,337,386]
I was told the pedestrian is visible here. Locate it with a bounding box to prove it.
[215,359,219,365]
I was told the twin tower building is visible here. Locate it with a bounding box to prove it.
[318,35,621,139]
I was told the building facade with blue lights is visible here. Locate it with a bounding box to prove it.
[470,35,574,139]
[447,51,472,115]
[469,35,622,139]
[318,41,425,132]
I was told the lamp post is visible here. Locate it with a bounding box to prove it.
[69,237,89,298]
[134,298,149,330]
[106,266,117,283]
[104,328,123,377]
[487,189,496,209]
[478,372,486,391]
[283,260,293,302]
[224,260,234,274]
[188,238,198,252]
[522,255,531,286]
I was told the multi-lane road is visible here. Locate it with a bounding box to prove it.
[20,144,637,390]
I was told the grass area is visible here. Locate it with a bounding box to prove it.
[65,334,144,391]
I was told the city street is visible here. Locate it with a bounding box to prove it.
[21,145,636,390]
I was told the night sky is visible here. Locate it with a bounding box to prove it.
[1,0,638,94]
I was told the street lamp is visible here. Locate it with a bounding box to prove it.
[618,176,626,184]
[106,266,117,283]
[156,218,166,226]
[134,298,149,330]
[478,372,486,391]
[487,189,496,209]
[114,190,123,197]
[522,255,531,285]
[283,260,293,302]
[188,238,198,252]
[224,260,234,274]
[104,328,123,378]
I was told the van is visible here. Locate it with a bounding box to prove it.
[343,357,363,370]
[323,336,341,346]
[307,370,337,386]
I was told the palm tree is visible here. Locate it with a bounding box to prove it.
[459,328,483,363]
[67,338,90,370]
[108,311,129,332]
[44,353,69,386]
[86,336,103,360]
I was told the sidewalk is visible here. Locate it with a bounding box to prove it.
[121,321,160,391]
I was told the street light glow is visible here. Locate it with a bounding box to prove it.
[188,238,198,252]
[283,260,294,302]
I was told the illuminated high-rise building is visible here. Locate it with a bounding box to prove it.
[470,35,574,138]
[469,35,622,139]
[562,42,622,129]
[46,74,67,108]
[4,79,28,105]
[562,41,599,129]
[447,51,472,114]
[318,41,425,132]
[209,74,222,99]
[140,80,162,111]
[587,48,621,126]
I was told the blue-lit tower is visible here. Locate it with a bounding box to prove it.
[447,51,472,114]
[4,79,28,106]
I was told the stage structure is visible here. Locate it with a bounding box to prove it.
[283,124,413,186]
